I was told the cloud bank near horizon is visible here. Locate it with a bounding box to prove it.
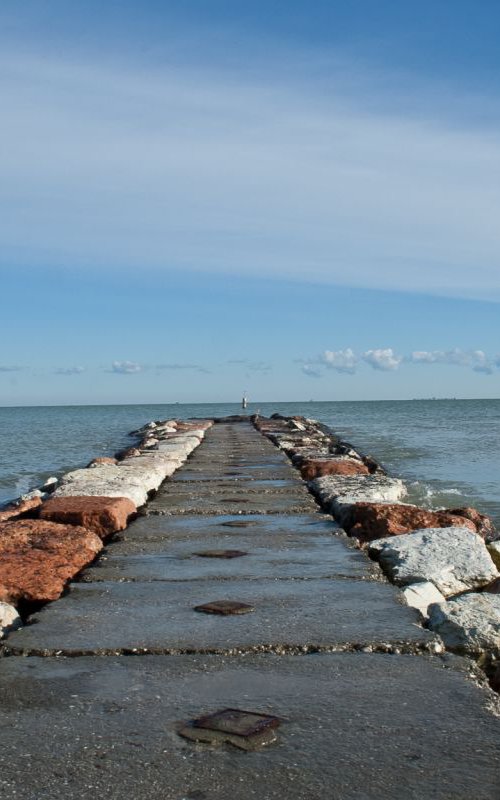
[1,39,500,301]
[303,348,499,376]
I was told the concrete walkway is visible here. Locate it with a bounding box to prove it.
[0,422,498,799]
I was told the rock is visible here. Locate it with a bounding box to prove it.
[40,496,136,538]
[20,489,44,502]
[87,457,118,467]
[41,477,58,494]
[428,594,500,656]
[487,542,500,570]
[0,602,21,637]
[401,581,446,616]
[0,496,43,523]
[484,578,500,594]
[141,438,159,449]
[343,503,478,544]
[369,527,499,597]
[299,458,369,482]
[450,507,497,542]
[0,519,102,604]
[115,447,141,460]
[310,475,407,523]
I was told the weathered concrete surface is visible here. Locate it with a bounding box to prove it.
[145,489,317,516]
[0,653,498,800]
[3,577,435,655]
[115,512,342,544]
[81,533,378,581]
[0,419,499,799]
[428,594,500,656]
[369,527,499,597]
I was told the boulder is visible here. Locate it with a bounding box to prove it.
[0,519,102,603]
[401,581,446,616]
[115,447,141,460]
[343,503,478,544]
[40,496,136,538]
[488,542,500,570]
[449,507,497,542]
[369,526,499,597]
[0,496,43,523]
[299,457,369,482]
[41,477,58,494]
[310,475,407,522]
[87,457,118,467]
[428,594,500,656]
[0,602,21,637]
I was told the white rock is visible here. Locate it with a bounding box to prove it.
[428,593,500,656]
[487,541,500,570]
[369,526,498,597]
[19,489,45,503]
[401,581,446,616]
[310,475,407,522]
[0,602,22,637]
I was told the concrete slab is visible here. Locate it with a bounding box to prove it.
[0,653,497,799]
[161,480,310,496]
[145,490,317,516]
[3,578,435,655]
[80,533,376,581]
[120,513,340,543]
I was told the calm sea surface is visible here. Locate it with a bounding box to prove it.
[1,400,499,525]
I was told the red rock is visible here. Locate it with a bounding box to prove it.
[0,519,102,604]
[344,503,479,544]
[300,458,370,482]
[87,457,118,467]
[0,496,43,523]
[449,507,496,542]
[39,496,136,538]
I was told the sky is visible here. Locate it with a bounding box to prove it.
[1,0,500,404]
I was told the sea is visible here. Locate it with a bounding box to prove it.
[1,400,499,527]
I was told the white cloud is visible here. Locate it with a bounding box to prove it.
[0,47,500,299]
[111,360,142,374]
[319,349,358,374]
[363,348,402,371]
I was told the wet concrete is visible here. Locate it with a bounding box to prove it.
[4,577,435,655]
[0,653,498,800]
[117,512,341,544]
[81,533,377,581]
[0,420,498,797]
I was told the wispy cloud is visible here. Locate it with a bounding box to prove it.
[302,364,322,379]
[109,360,142,374]
[54,366,85,375]
[409,348,492,373]
[228,360,272,373]
[156,363,211,374]
[1,46,500,300]
[0,366,24,372]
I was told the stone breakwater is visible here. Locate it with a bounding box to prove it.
[254,413,500,691]
[0,418,213,632]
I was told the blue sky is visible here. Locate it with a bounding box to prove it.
[1,1,499,404]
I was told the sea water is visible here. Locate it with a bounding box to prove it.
[1,399,499,525]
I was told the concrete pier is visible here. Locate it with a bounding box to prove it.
[0,421,498,799]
